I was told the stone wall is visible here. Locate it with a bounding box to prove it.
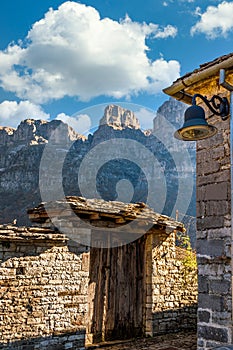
[162,53,233,350]
[0,219,198,348]
[196,105,232,349]
[146,230,197,336]
[0,226,89,350]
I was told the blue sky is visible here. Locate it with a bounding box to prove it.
[0,0,232,132]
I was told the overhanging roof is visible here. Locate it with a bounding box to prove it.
[163,52,233,104]
[28,196,185,233]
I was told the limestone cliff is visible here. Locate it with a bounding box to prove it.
[0,119,85,225]
[99,104,140,130]
[155,97,187,130]
[0,118,85,147]
[0,102,196,245]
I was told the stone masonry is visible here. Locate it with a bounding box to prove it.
[0,226,89,350]
[0,197,197,349]
[163,53,233,350]
[196,113,232,350]
[190,72,232,350]
[151,232,197,335]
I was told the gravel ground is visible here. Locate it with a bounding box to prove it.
[87,331,197,350]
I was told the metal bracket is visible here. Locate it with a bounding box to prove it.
[192,93,229,120]
[219,69,233,91]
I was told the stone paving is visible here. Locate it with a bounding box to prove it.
[88,331,197,350]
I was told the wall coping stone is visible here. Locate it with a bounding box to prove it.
[0,225,67,242]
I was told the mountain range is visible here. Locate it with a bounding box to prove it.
[0,99,196,244]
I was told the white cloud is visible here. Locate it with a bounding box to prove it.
[56,113,91,134]
[0,100,49,128]
[191,1,233,38]
[0,1,179,103]
[146,57,180,94]
[153,25,177,38]
[0,99,91,133]
[163,0,194,5]
[135,107,155,130]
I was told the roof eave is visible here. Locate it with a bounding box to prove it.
[163,55,233,104]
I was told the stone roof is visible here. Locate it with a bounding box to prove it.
[28,196,185,233]
[163,52,233,104]
[174,52,233,84]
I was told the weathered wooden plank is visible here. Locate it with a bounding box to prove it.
[88,236,146,341]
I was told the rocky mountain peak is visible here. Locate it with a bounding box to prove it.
[0,126,15,145]
[100,104,140,130]
[0,119,86,147]
[154,97,187,130]
[0,126,15,134]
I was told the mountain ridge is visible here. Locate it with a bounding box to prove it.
[0,100,196,245]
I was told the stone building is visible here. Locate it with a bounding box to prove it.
[164,52,233,350]
[0,196,197,349]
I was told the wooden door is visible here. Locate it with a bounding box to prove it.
[88,233,146,342]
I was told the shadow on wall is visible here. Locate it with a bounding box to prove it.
[0,329,86,350]
[153,304,198,335]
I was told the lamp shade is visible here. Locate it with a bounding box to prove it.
[174,105,218,141]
